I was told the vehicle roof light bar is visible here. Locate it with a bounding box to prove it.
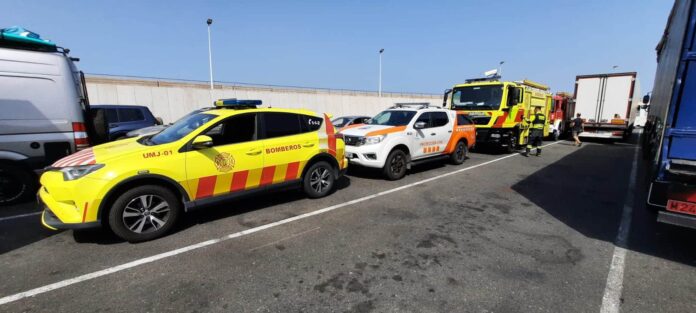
[214,98,262,108]
[465,75,501,83]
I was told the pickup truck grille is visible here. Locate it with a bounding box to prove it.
[343,135,361,146]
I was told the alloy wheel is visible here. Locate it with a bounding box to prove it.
[122,195,171,234]
[310,167,332,194]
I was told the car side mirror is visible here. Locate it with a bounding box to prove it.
[642,94,650,104]
[515,87,524,104]
[192,135,213,150]
[414,121,427,129]
[155,117,164,125]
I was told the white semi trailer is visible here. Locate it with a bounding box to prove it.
[572,72,641,140]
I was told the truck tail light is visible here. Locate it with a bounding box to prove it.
[72,122,90,150]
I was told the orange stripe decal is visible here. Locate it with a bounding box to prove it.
[365,126,407,137]
[324,114,337,156]
[230,171,249,192]
[196,175,217,199]
[260,166,276,186]
[81,202,89,222]
[285,162,300,181]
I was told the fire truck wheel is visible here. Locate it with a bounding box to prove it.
[450,141,467,165]
[506,134,518,154]
[383,149,408,180]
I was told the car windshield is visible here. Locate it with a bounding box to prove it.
[368,110,416,126]
[146,113,216,145]
[451,85,503,110]
[332,117,350,128]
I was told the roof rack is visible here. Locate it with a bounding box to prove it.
[391,102,433,110]
[214,98,262,109]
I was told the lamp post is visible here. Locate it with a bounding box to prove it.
[498,61,505,78]
[207,18,214,104]
[379,48,384,97]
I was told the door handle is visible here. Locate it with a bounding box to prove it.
[430,133,436,136]
[246,148,262,156]
[448,130,453,133]
[302,142,316,147]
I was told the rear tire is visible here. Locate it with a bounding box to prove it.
[450,141,467,165]
[383,149,408,180]
[303,161,335,198]
[0,164,36,206]
[108,185,181,242]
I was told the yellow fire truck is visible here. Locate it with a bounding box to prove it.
[443,77,552,153]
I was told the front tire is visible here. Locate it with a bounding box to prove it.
[450,141,467,165]
[505,133,518,154]
[0,164,36,205]
[108,185,181,242]
[303,161,335,198]
[383,149,408,180]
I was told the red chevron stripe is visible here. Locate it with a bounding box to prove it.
[260,166,276,186]
[285,162,300,181]
[230,170,249,192]
[196,176,217,199]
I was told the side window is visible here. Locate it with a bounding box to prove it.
[456,115,473,125]
[263,112,303,139]
[415,112,432,128]
[105,109,118,123]
[356,117,369,124]
[431,112,449,127]
[301,114,323,132]
[119,108,145,122]
[205,113,256,146]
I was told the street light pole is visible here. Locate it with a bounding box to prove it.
[498,61,505,78]
[379,48,384,97]
[207,18,214,104]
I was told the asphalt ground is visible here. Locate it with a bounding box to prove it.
[0,136,694,312]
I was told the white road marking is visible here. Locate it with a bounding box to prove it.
[248,226,320,252]
[599,143,639,313]
[0,211,42,222]
[0,142,562,306]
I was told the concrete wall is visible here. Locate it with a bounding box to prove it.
[85,75,441,123]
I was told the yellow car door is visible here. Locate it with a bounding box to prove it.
[259,112,322,185]
[184,113,265,201]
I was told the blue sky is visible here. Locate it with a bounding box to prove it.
[2,0,673,94]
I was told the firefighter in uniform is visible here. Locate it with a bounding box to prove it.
[524,107,545,157]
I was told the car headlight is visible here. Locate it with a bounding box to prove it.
[59,164,105,181]
[364,135,386,145]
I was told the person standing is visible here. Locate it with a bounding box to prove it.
[524,107,546,157]
[572,113,584,146]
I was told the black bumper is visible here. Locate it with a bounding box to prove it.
[657,211,696,229]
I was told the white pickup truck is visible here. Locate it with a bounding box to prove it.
[339,104,476,180]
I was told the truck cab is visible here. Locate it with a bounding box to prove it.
[445,77,552,153]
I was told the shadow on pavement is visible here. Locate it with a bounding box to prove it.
[512,139,696,267]
[0,201,60,254]
[73,176,353,244]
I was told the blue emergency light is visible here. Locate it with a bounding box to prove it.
[214,98,262,108]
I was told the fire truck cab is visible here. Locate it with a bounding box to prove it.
[444,77,553,153]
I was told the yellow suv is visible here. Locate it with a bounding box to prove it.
[39,99,347,241]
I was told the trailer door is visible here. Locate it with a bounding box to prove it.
[575,77,601,122]
[601,75,635,121]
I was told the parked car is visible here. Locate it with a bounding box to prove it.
[0,27,97,205]
[331,115,371,130]
[91,105,161,141]
[39,99,347,241]
[340,104,476,180]
[125,107,212,138]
